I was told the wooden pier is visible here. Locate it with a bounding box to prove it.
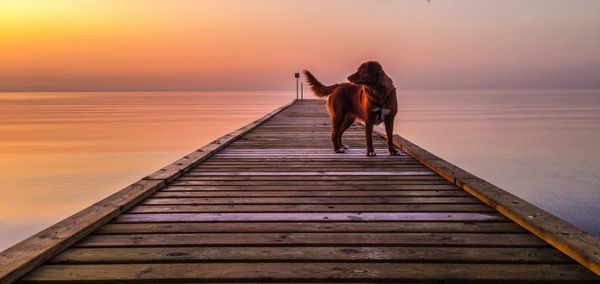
[1,99,599,283]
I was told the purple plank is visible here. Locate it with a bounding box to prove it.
[184,171,435,176]
[116,212,506,223]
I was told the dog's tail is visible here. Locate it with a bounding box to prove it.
[303,70,339,98]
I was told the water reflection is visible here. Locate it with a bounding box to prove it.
[395,89,600,237]
[0,91,292,250]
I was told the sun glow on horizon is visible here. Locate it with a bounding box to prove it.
[1,0,599,91]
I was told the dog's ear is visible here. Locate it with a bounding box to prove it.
[377,67,394,89]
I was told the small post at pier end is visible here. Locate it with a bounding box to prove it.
[294,72,300,100]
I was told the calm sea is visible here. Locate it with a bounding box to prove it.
[1,90,599,250]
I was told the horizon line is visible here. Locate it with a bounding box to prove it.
[2,87,600,94]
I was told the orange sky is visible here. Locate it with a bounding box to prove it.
[1,0,600,91]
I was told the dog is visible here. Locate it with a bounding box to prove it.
[303,61,399,156]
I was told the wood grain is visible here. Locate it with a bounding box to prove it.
[22,263,599,282]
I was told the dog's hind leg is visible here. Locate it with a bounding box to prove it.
[331,114,345,153]
[384,116,400,156]
[338,115,355,150]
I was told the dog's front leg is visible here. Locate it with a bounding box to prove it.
[331,131,344,153]
[384,116,400,156]
[365,119,376,157]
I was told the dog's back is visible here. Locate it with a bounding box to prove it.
[303,70,365,119]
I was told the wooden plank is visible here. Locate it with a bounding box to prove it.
[212,154,411,159]
[0,179,164,283]
[75,232,546,247]
[190,166,430,171]
[141,196,480,205]
[49,246,573,264]
[193,162,425,165]
[96,221,526,234]
[199,159,422,163]
[229,142,387,145]
[182,171,434,176]
[162,184,459,191]
[151,190,471,197]
[206,155,415,159]
[174,176,446,181]
[170,180,452,186]
[218,148,405,152]
[216,152,409,156]
[128,204,495,213]
[196,163,425,167]
[115,212,507,223]
[202,158,419,163]
[22,263,599,282]
[192,163,426,166]
[367,122,600,276]
[177,173,438,178]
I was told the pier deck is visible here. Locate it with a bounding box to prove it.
[2,100,599,283]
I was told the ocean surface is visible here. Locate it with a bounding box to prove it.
[1,90,599,251]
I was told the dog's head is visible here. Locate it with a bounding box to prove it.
[347,61,385,86]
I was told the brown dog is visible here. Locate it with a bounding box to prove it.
[303,61,399,156]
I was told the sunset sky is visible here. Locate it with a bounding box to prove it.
[1,0,599,91]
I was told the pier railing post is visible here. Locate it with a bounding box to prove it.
[294,72,300,100]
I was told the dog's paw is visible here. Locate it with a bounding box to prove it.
[341,144,350,150]
[389,149,401,156]
[367,150,377,157]
[335,148,346,153]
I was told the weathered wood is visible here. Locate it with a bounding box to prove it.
[151,190,470,198]
[0,179,164,283]
[75,232,546,247]
[197,163,424,168]
[202,159,419,164]
[197,160,424,165]
[190,166,430,171]
[116,212,506,223]
[96,221,525,234]
[175,175,444,181]
[128,203,495,213]
[49,246,572,264]
[218,148,407,153]
[182,171,434,176]
[22,263,599,283]
[170,180,452,186]
[212,154,413,159]
[141,196,481,205]
[162,184,459,191]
